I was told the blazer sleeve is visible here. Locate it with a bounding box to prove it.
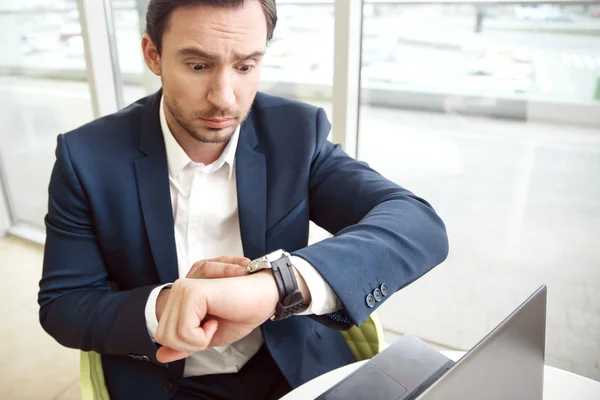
[38,134,165,366]
[293,108,449,329]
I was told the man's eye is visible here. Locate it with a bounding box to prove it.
[239,65,254,73]
[188,63,206,71]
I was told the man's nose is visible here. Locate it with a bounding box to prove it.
[207,70,236,111]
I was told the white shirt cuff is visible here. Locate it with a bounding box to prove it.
[144,283,173,341]
[291,255,341,316]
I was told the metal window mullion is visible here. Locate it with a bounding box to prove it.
[77,0,121,117]
[332,0,363,159]
[102,0,125,109]
[0,169,12,236]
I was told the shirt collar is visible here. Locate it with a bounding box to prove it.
[160,95,239,180]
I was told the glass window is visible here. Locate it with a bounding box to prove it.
[0,0,95,229]
[260,2,334,116]
[358,1,600,381]
[111,0,154,105]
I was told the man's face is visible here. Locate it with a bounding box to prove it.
[155,1,267,143]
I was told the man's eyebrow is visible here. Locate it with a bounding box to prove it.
[177,48,265,61]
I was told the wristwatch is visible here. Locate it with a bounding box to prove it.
[246,249,307,321]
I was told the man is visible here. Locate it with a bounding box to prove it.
[38,1,449,399]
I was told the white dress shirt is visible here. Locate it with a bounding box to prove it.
[144,96,340,377]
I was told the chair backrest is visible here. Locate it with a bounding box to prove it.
[340,312,385,361]
[80,350,110,400]
[80,313,385,398]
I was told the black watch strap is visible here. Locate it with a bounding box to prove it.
[270,254,308,321]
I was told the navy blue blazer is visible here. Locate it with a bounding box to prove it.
[38,90,448,399]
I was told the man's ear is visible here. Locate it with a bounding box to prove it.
[141,34,161,76]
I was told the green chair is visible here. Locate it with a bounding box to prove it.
[80,350,110,400]
[341,312,385,361]
[80,313,385,399]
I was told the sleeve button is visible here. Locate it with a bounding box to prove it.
[366,294,375,308]
[373,288,382,302]
[380,283,389,297]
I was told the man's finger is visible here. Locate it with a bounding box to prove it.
[214,262,248,277]
[155,319,219,363]
[156,346,189,363]
[174,294,216,349]
[187,262,248,279]
[200,318,219,342]
[207,256,251,267]
[155,282,182,345]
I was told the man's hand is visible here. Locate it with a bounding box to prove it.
[186,256,250,279]
[154,272,279,363]
[156,256,251,321]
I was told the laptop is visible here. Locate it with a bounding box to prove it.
[317,285,547,400]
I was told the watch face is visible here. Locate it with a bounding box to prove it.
[265,249,286,262]
[247,259,270,273]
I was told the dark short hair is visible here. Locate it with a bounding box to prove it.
[146,0,277,54]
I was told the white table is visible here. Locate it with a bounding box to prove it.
[281,351,600,400]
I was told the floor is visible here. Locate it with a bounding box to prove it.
[0,236,80,400]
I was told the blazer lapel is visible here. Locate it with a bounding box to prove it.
[134,91,179,284]
[236,109,267,260]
